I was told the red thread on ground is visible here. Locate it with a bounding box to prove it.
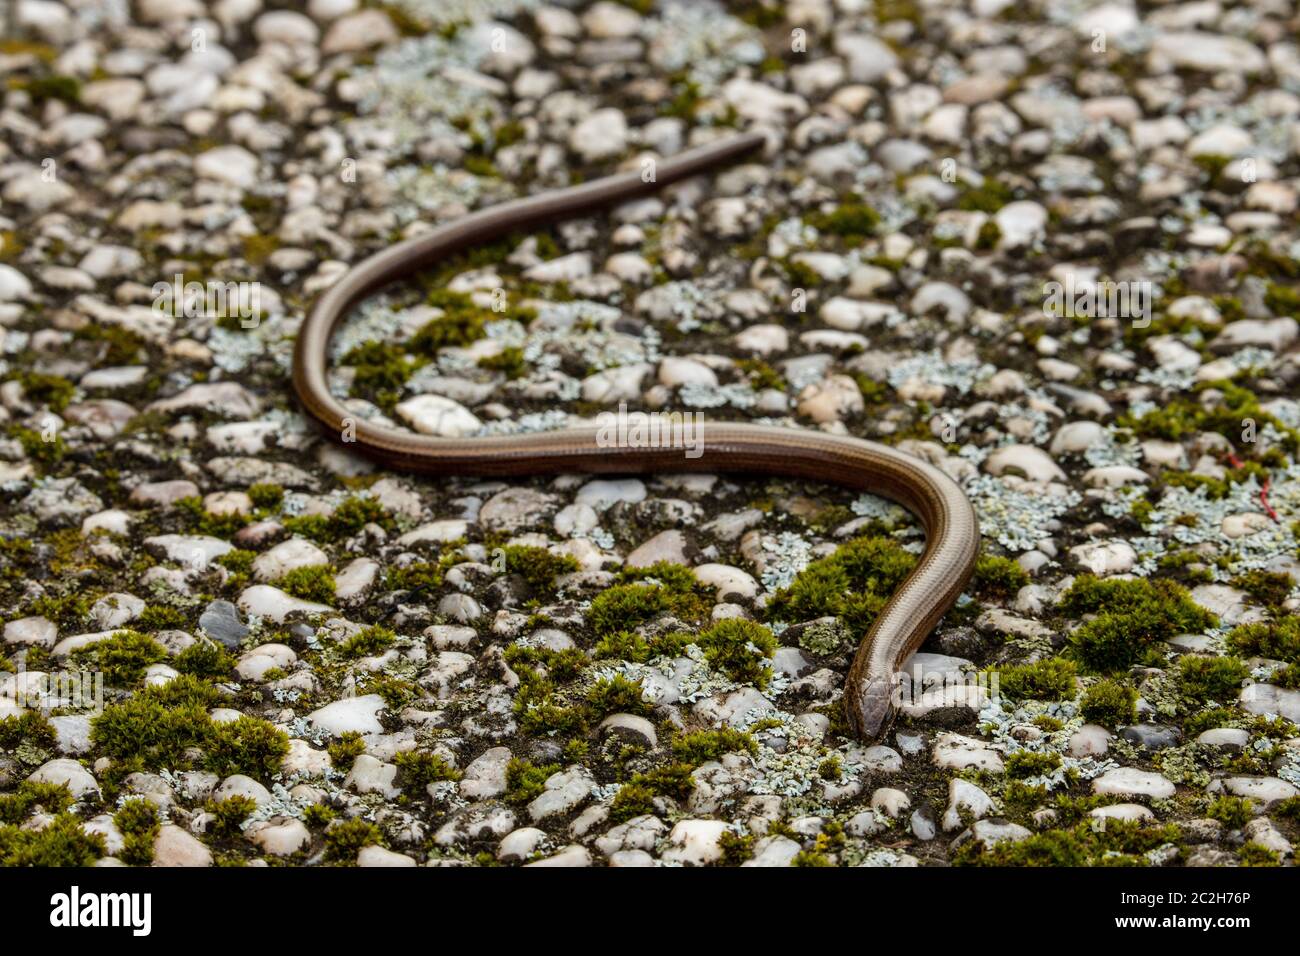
[1225,451,1278,523]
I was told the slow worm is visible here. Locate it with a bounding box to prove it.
[292,131,980,740]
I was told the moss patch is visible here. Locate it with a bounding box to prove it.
[1059,575,1216,673]
[767,535,917,636]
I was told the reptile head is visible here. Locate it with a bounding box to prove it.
[848,674,896,741]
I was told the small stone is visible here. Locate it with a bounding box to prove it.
[395,395,482,438]
[1091,767,1175,800]
[527,767,594,822]
[661,819,730,866]
[984,444,1065,482]
[252,819,310,856]
[307,694,386,737]
[153,825,213,867]
[460,747,511,800]
[28,758,99,798]
[4,617,57,649]
[198,600,249,649]
[932,733,1003,773]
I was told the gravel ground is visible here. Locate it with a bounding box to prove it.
[0,0,1299,867]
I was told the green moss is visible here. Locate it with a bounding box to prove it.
[136,604,188,631]
[997,658,1077,702]
[410,291,490,353]
[975,219,1002,251]
[1206,795,1253,829]
[13,371,74,412]
[972,555,1029,600]
[478,346,527,379]
[806,196,881,242]
[792,821,845,866]
[660,76,704,120]
[592,630,654,663]
[302,803,335,829]
[953,819,1180,866]
[1273,796,1300,824]
[791,847,834,866]
[779,257,822,290]
[1272,662,1300,688]
[1118,379,1299,453]
[205,715,289,780]
[1181,706,1237,737]
[114,798,160,865]
[514,691,588,738]
[384,561,443,592]
[273,565,335,604]
[1264,282,1300,318]
[175,640,234,680]
[462,154,498,177]
[1130,498,1155,529]
[71,630,167,686]
[216,549,256,577]
[585,675,653,720]
[1162,461,1270,500]
[502,645,586,683]
[1059,575,1216,673]
[90,676,215,769]
[610,762,695,823]
[9,424,65,468]
[1192,153,1232,178]
[1239,843,1280,866]
[0,814,103,866]
[1174,655,1248,704]
[1227,619,1300,662]
[74,323,146,364]
[176,496,249,538]
[1080,679,1137,728]
[1241,240,1300,281]
[358,673,419,711]
[0,781,74,825]
[247,483,284,511]
[671,728,757,765]
[0,711,57,751]
[717,829,755,864]
[394,750,460,794]
[1005,750,1063,778]
[694,618,778,688]
[340,340,419,412]
[284,496,394,543]
[327,731,366,772]
[1228,570,1292,610]
[16,74,81,104]
[339,624,396,658]
[957,178,1015,213]
[504,758,561,807]
[767,535,916,636]
[587,562,710,637]
[0,229,25,262]
[608,780,656,822]
[736,358,786,392]
[499,545,580,594]
[206,795,257,839]
[19,595,88,632]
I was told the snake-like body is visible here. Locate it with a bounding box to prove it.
[292,131,979,739]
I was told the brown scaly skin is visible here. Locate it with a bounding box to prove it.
[292,132,980,740]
